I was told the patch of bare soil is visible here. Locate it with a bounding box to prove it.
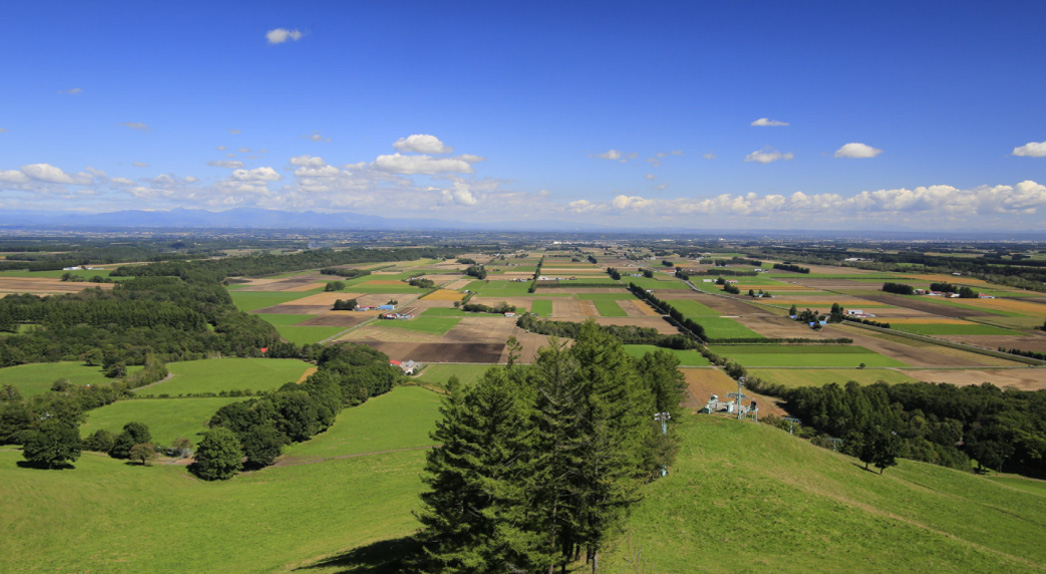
[296,367,318,383]
[470,296,539,310]
[939,333,1046,353]
[356,293,421,307]
[822,324,1015,367]
[858,295,994,317]
[0,277,116,294]
[365,342,505,363]
[902,368,1046,391]
[340,324,445,343]
[591,317,679,334]
[289,292,365,306]
[552,299,588,318]
[499,326,554,363]
[681,368,787,417]
[443,279,473,290]
[445,317,517,344]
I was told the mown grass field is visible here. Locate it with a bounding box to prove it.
[0,362,142,398]
[711,344,908,367]
[748,368,921,388]
[530,299,554,316]
[989,475,1046,496]
[414,363,495,387]
[283,386,441,459]
[593,300,628,317]
[696,316,764,339]
[465,280,534,296]
[229,290,321,312]
[274,325,348,344]
[668,299,719,316]
[890,323,1025,336]
[80,397,244,447]
[622,276,683,290]
[255,313,317,325]
[622,345,710,366]
[373,316,461,335]
[136,358,312,397]
[603,415,1046,574]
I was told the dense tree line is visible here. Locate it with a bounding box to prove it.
[882,282,916,295]
[410,325,686,573]
[461,302,517,314]
[692,269,759,277]
[929,282,978,298]
[606,267,622,281]
[516,313,696,350]
[465,265,488,280]
[202,343,402,478]
[773,263,810,274]
[628,282,708,342]
[998,348,1046,361]
[319,267,371,279]
[408,277,437,289]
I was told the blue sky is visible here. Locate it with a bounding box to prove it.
[1,1,1044,231]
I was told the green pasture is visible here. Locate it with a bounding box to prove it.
[711,344,908,368]
[890,323,1024,336]
[593,300,628,317]
[373,316,461,336]
[622,345,710,366]
[414,364,496,387]
[0,362,142,398]
[603,416,1046,574]
[928,299,1025,317]
[255,313,317,325]
[695,316,764,339]
[135,358,312,397]
[623,276,684,290]
[973,315,1046,329]
[229,290,320,312]
[667,299,718,316]
[530,299,554,316]
[275,325,347,344]
[464,280,534,296]
[748,368,921,388]
[0,447,427,574]
[283,386,441,459]
[989,475,1046,497]
[80,397,244,447]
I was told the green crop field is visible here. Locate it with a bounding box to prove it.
[373,316,461,335]
[623,276,684,290]
[0,362,143,398]
[603,415,1046,574]
[229,290,320,312]
[748,368,921,388]
[414,363,495,387]
[890,323,1024,336]
[283,386,441,459]
[711,344,908,367]
[622,345,710,366]
[593,300,628,317]
[80,397,245,447]
[255,313,317,325]
[464,280,534,296]
[136,358,312,396]
[695,316,764,339]
[668,299,719,316]
[274,325,347,344]
[530,299,554,316]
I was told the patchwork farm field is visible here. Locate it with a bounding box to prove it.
[748,368,921,388]
[711,344,908,367]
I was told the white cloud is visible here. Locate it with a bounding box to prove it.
[1013,141,1046,158]
[0,170,29,184]
[703,152,717,160]
[645,174,656,180]
[266,28,303,44]
[393,134,453,154]
[611,195,654,210]
[58,88,82,95]
[132,162,149,167]
[22,163,88,184]
[208,160,245,169]
[303,132,331,143]
[229,129,242,135]
[237,147,251,153]
[592,149,622,160]
[232,167,281,182]
[745,147,794,164]
[835,142,883,159]
[374,153,475,175]
[458,154,486,164]
[751,117,789,127]
[119,122,150,131]
[290,155,326,167]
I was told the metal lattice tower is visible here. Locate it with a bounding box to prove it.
[782,416,801,435]
[827,437,844,452]
[727,376,749,420]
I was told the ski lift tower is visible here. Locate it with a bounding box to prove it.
[727,376,749,421]
[654,412,671,477]
[827,437,845,452]
[782,416,801,435]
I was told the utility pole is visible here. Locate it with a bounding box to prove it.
[654,411,671,477]
[727,376,749,420]
[782,416,801,435]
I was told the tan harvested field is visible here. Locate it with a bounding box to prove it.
[470,296,539,310]
[0,277,116,294]
[284,282,327,292]
[284,292,364,306]
[763,297,894,308]
[356,293,421,307]
[559,288,626,294]
[634,300,663,316]
[964,298,1046,316]
[900,273,991,286]
[659,292,766,316]
[424,289,465,301]
[858,294,995,318]
[552,299,597,318]
[591,317,679,334]
[340,324,445,343]
[887,317,973,324]
[734,314,832,338]
[789,278,882,289]
[414,274,461,286]
[501,328,554,363]
[296,367,318,384]
[824,324,1023,367]
[363,279,408,286]
[902,368,1046,391]
[297,313,372,328]
[735,283,817,291]
[445,317,518,344]
[680,368,787,417]
[444,279,474,290]
[938,334,1046,353]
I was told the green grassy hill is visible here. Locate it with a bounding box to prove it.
[602,416,1046,574]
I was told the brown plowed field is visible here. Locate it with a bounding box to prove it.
[236,276,326,291]
[735,314,831,339]
[340,325,444,343]
[445,317,517,344]
[619,300,647,317]
[557,288,627,294]
[298,313,371,327]
[591,317,679,334]
[443,279,474,290]
[939,334,1046,353]
[858,295,994,318]
[680,368,787,417]
[500,327,554,363]
[788,278,879,289]
[660,292,766,316]
[0,277,116,294]
[365,342,505,363]
[902,368,1046,390]
[470,296,538,310]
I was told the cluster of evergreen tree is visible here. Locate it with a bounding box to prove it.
[843,316,892,329]
[461,302,516,314]
[203,343,401,478]
[465,265,488,280]
[319,267,371,279]
[408,277,437,289]
[773,381,1046,475]
[773,263,810,274]
[605,267,622,281]
[410,325,686,573]
[516,313,695,350]
[882,282,916,295]
[324,281,346,292]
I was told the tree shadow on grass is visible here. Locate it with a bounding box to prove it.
[295,537,419,574]
[15,460,75,470]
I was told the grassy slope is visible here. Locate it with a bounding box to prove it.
[0,362,142,397]
[603,416,1046,574]
[414,363,495,387]
[135,358,312,396]
[80,397,244,446]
